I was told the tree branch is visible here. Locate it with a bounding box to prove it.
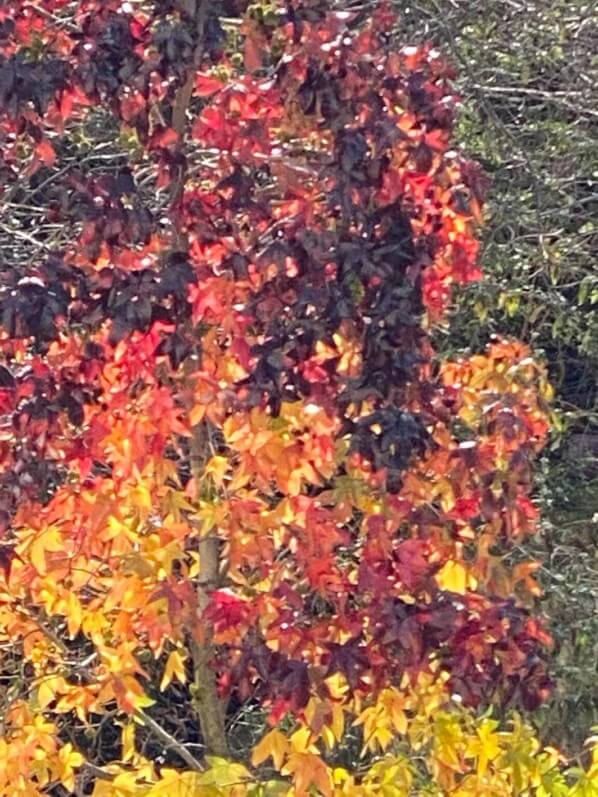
[135,709,205,772]
[169,0,209,252]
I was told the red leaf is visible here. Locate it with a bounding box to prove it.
[120,91,146,122]
[195,74,225,97]
[35,139,56,166]
[149,126,179,150]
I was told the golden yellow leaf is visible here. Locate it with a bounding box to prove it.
[289,725,317,754]
[465,718,501,776]
[146,769,205,796]
[251,729,290,771]
[205,455,229,487]
[160,650,187,691]
[330,703,345,742]
[57,743,84,792]
[436,561,477,594]
[29,527,64,575]
[282,752,332,797]
[37,674,66,710]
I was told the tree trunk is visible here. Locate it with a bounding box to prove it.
[189,425,229,757]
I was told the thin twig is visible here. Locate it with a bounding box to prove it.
[0,225,53,252]
[472,84,598,120]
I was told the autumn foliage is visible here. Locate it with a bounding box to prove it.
[0,1,596,795]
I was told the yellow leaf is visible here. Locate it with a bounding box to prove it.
[330,703,345,742]
[290,725,317,754]
[37,674,66,709]
[205,455,229,487]
[198,756,252,787]
[112,771,144,795]
[122,552,155,579]
[146,769,205,796]
[160,650,187,691]
[92,764,156,796]
[321,725,335,752]
[364,756,413,795]
[29,527,64,575]
[465,718,502,776]
[325,673,349,701]
[434,713,466,772]
[122,722,137,763]
[252,729,290,771]
[57,742,84,792]
[282,752,332,797]
[67,591,83,638]
[131,483,152,511]
[436,561,476,594]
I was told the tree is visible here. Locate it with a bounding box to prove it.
[0,1,595,795]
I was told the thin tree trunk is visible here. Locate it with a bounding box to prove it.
[170,0,228,756]
[189,424,229,757]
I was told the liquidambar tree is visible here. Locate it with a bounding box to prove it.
[0,1,596,795]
